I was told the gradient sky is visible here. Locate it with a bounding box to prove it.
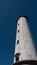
[0,0,37,65]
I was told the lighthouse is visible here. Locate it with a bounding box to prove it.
[13,15,37,65]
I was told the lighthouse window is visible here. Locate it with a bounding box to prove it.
[16,56,19,62]
[17,40,19,44]
[18,23,20,25]
[18,30,20,32]
[15,53,20,62]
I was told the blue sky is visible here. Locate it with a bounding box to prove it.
[0,0,37,65]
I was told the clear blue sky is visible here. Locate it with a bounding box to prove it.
[0,0,37,65]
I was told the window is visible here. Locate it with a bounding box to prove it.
[15,53,20,62]
[18,30,20,32]
[17,40,19,44]
[16,56,19,62]
[18,23,20,25]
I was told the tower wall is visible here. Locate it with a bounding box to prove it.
[13,16,37,64]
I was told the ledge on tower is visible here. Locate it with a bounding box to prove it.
[13,60,37,65]
[16,15,29,23]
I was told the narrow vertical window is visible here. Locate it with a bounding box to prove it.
[18,30,20,32]
[17,40,19,44]
[16,56,19,62]
[18,23,20,25]
[15,53,20,62]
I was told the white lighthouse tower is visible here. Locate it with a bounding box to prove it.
[13,15,37,65]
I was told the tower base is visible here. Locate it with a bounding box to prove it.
[13,60,37,65]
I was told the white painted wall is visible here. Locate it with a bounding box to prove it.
[14,17,37,63]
